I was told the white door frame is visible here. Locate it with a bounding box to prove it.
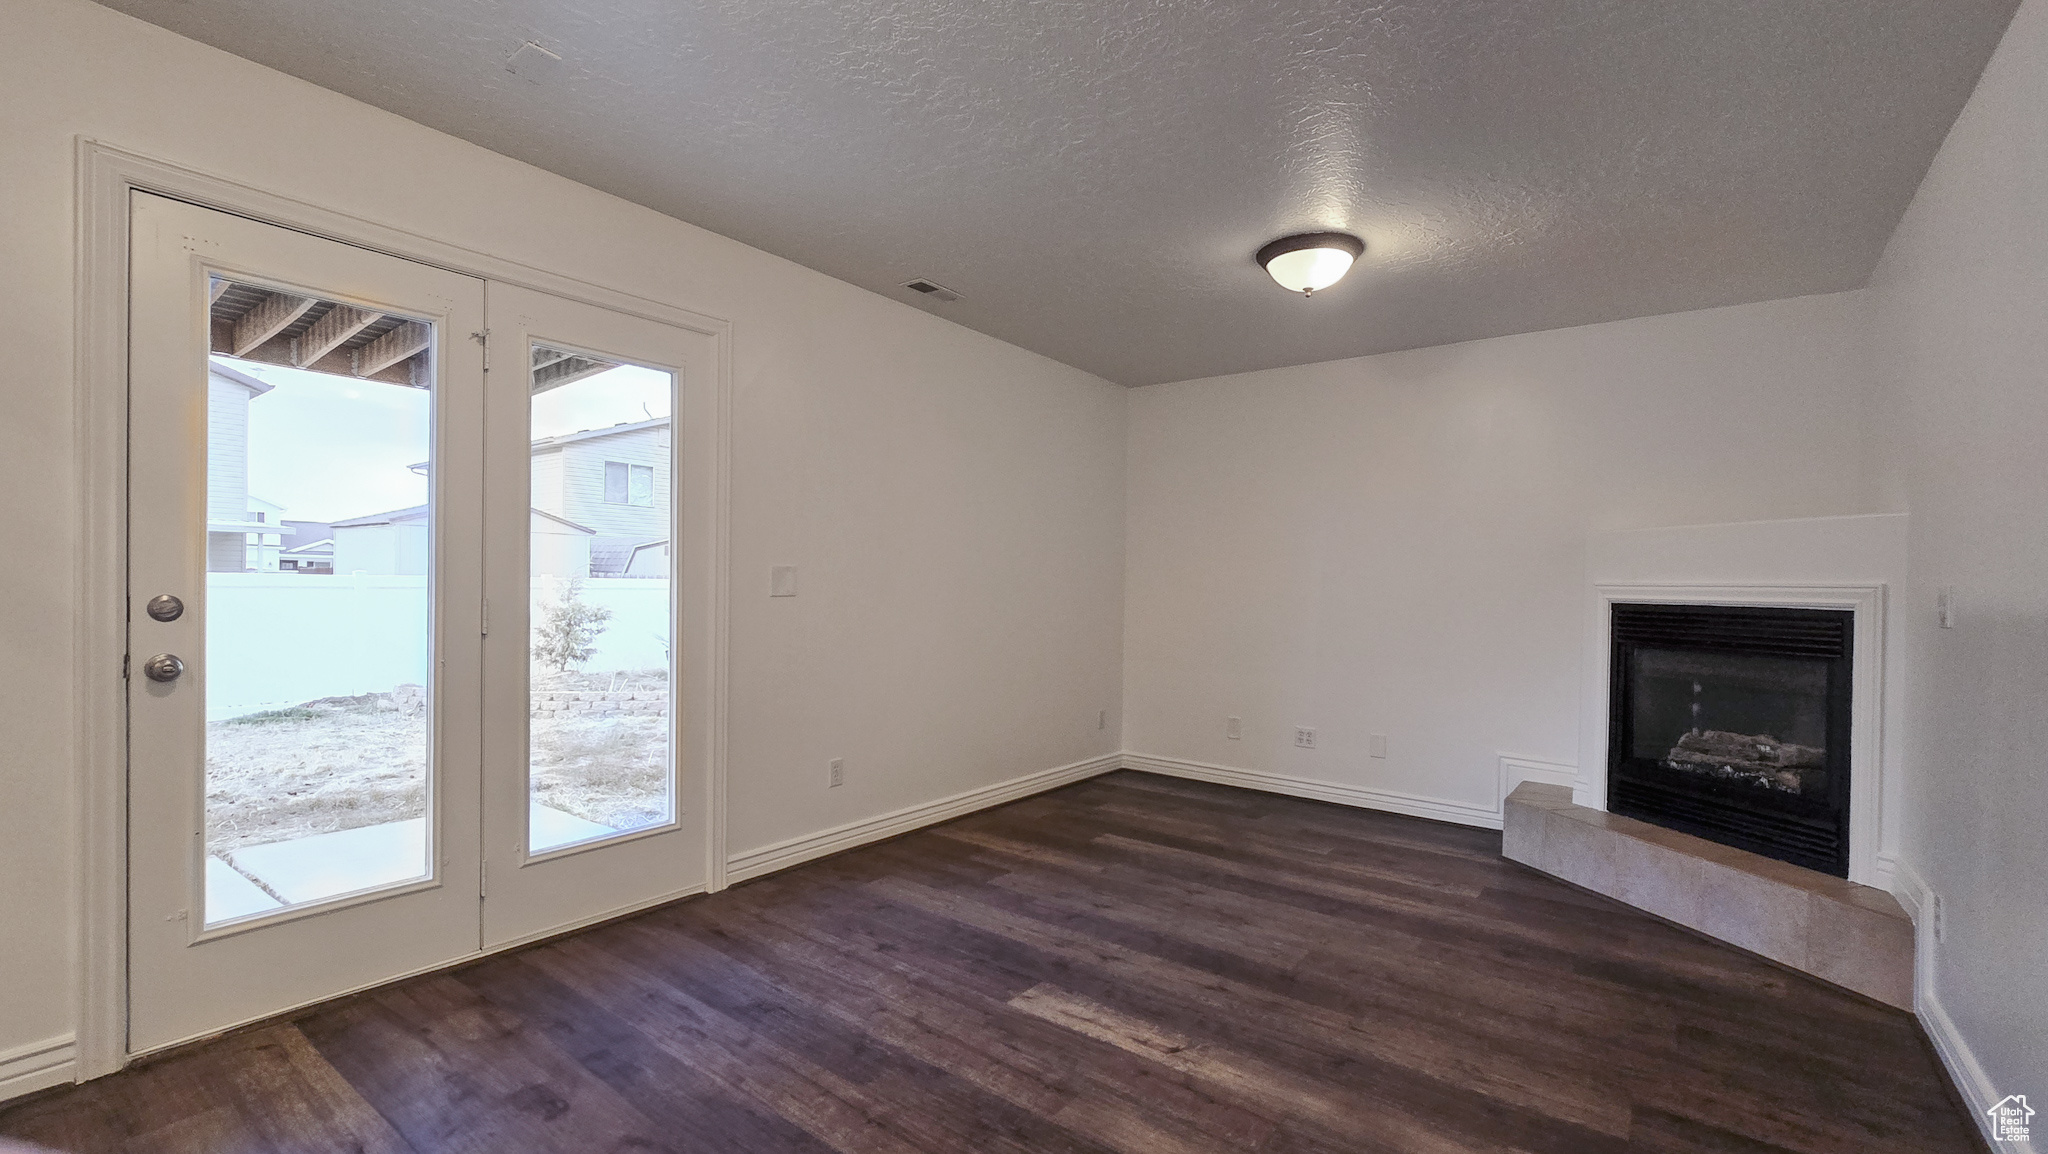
[72,138,732,1081]
[478,284,720,948]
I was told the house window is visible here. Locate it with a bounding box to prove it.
[604,461,654,506]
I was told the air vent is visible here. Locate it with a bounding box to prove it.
[901,278,962,303]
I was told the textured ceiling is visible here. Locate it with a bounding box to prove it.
[100,0,2018,385]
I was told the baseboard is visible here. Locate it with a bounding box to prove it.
[1120,752,1504,830]
[1499,754,1577,800]
[725,752,1124,884]
[1892,857,2026,1153]
[0,1034,75,1102]
[1920,986,2023,1152]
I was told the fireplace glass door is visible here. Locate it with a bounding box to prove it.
[1628,649,1831,798]
[1608,602,1852,876]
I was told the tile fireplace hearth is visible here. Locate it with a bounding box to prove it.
[1503,782,1912,1008]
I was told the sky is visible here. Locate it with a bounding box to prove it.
[234,357,673,523]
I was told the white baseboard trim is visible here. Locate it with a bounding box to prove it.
[0,1034,76,1102]
[725,752,1124,884]
[1120,752,1504,830]
[1499,754,1578,800]
[1920,987,2023,1152]
[1892,858,2025,1153]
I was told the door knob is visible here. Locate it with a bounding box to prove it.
[142,653,185,683]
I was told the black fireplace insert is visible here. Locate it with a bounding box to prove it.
[1607,602,1852,876]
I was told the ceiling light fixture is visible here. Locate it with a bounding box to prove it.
[1257,232,1365,296]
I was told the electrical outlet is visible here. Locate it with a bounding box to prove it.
[1369,733,1388,759]
[771,565,798,597]
[1294,726,1316,749]
[1226,716,1242,740]
[828,758,844,788]
[1937,585,1957,629]
[1929,891,1944,943]
[1098,709,1108,730]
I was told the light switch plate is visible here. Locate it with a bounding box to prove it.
[770,565,797,597]
[1369,733,1388,759]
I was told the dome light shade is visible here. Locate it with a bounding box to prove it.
[1257,232,1365,295]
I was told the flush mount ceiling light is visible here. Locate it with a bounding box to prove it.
[1257,232,1365,296]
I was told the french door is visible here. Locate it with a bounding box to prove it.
[479,284,714,947]
[126,193,710,1054]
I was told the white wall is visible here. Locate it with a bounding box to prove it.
[535,577,672,673]
[331,521,428,576]
[1863,0,2048,1112]
[205,574,431,718]
[1124,292,1877,819]
[0,0,1125,1070]
[206,573,669,716]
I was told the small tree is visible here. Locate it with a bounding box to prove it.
[534,580,613,672]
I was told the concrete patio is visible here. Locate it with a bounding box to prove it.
[204,803,619,922]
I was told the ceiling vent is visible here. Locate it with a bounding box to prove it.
[901,278,962,303]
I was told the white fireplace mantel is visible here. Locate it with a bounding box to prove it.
[1580,515,1908,889]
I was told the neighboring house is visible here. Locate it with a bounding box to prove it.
[205,359,275,572]
[621,539,669,578]
[278,520,335,574]
[331,505,430,575]
[530,417,670,578]
[279,538,335,574]
[333,505,594,577]
[244,495,286,572]
[355,417,670,579]
[531,510,598,579]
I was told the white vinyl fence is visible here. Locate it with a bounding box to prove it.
[205,573,669,719]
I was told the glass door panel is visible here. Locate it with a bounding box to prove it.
[526,345,676,852]
[201,280,438,924]
[480,282,712,948]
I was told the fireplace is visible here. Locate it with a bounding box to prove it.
[1607,602,1852,876]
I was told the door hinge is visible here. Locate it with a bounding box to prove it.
[481,597,490,637]
[471,328,490,371]
[480,859,487,899]
[122,653,130,680]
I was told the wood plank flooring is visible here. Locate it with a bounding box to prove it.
[1,771,1979,1153]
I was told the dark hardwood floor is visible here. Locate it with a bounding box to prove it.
[2,771,1978,1153]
